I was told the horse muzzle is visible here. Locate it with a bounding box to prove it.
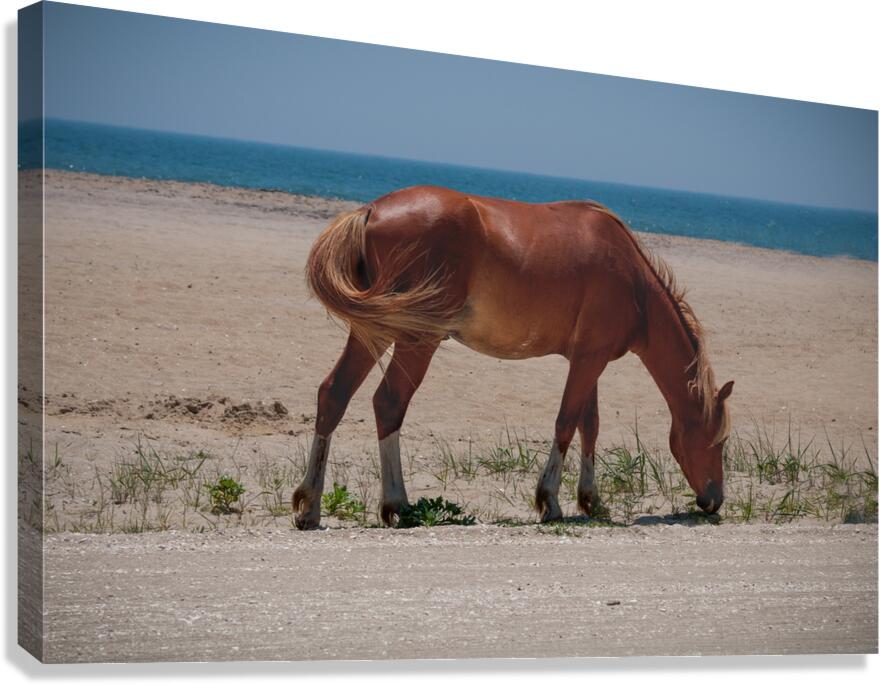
[696,480,723,514]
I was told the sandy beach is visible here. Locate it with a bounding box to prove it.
[19,168,877,528]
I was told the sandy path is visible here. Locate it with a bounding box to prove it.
[41,523,876,663]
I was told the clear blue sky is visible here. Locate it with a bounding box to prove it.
[40,1,878,211]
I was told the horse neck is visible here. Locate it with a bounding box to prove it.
[635,283,703,427]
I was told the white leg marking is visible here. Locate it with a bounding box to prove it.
[536,440,565,521]
[379,430,408,510]
[578,450,599,511]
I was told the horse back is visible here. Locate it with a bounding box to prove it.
[367,186,648,358]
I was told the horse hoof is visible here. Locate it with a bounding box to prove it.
[578,485,601,517]
[535,486,563,523]
[294,514,320,531]
[540,508,564,523]
[380,499,408,527]
[578,493,594,516]
[292,487,321,530]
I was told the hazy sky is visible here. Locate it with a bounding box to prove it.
[41,2,878,211]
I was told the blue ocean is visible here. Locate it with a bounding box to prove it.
[22,119,878,261]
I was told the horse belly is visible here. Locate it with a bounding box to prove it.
[451,291,570,360]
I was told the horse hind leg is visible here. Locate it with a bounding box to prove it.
[535,353,607,523]
[576,386,600,516]
[293,434,332,530]
[535,441,566,522]
[372,340,439,526]
[293,334,382,530]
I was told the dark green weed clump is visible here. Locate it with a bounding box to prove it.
[397,496,476,528]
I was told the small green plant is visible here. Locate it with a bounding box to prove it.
[205,475,245,514]
[397,496,476,528]
[321,482,367,521]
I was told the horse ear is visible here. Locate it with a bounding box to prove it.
[716,380,734,404]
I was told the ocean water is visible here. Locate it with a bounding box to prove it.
[22,119,878,261]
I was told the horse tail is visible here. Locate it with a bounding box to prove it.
[305,207,459,359]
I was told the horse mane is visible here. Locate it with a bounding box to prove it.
[582,201,729,444]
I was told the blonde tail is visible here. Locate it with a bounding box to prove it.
[305,207,460,358]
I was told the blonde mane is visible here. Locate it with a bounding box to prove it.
[584,201,729,444]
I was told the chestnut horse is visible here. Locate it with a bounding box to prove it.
[293,185,733,529]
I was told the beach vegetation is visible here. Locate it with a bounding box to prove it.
[396,496,476,528]
[321,482,367,521]
[205,475,245,514]
[40,423,876,533]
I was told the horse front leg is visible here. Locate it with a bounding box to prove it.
[535,353,607,523]
[372,340,439,526]
[577,386,600,515]
[293,334,383,530]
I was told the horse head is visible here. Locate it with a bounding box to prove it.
[669,380,734,514]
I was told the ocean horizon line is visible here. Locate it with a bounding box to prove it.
[29,117,879,218]
[21,118,879,261]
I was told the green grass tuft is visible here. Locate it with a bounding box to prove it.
[321,482,367,521]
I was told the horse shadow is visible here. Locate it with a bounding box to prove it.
[546,512,722,528]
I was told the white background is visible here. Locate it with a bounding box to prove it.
[1,0,878,682]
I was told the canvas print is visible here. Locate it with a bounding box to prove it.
[18,1,878,663]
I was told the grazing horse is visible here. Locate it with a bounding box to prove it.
[293,185,733,529]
